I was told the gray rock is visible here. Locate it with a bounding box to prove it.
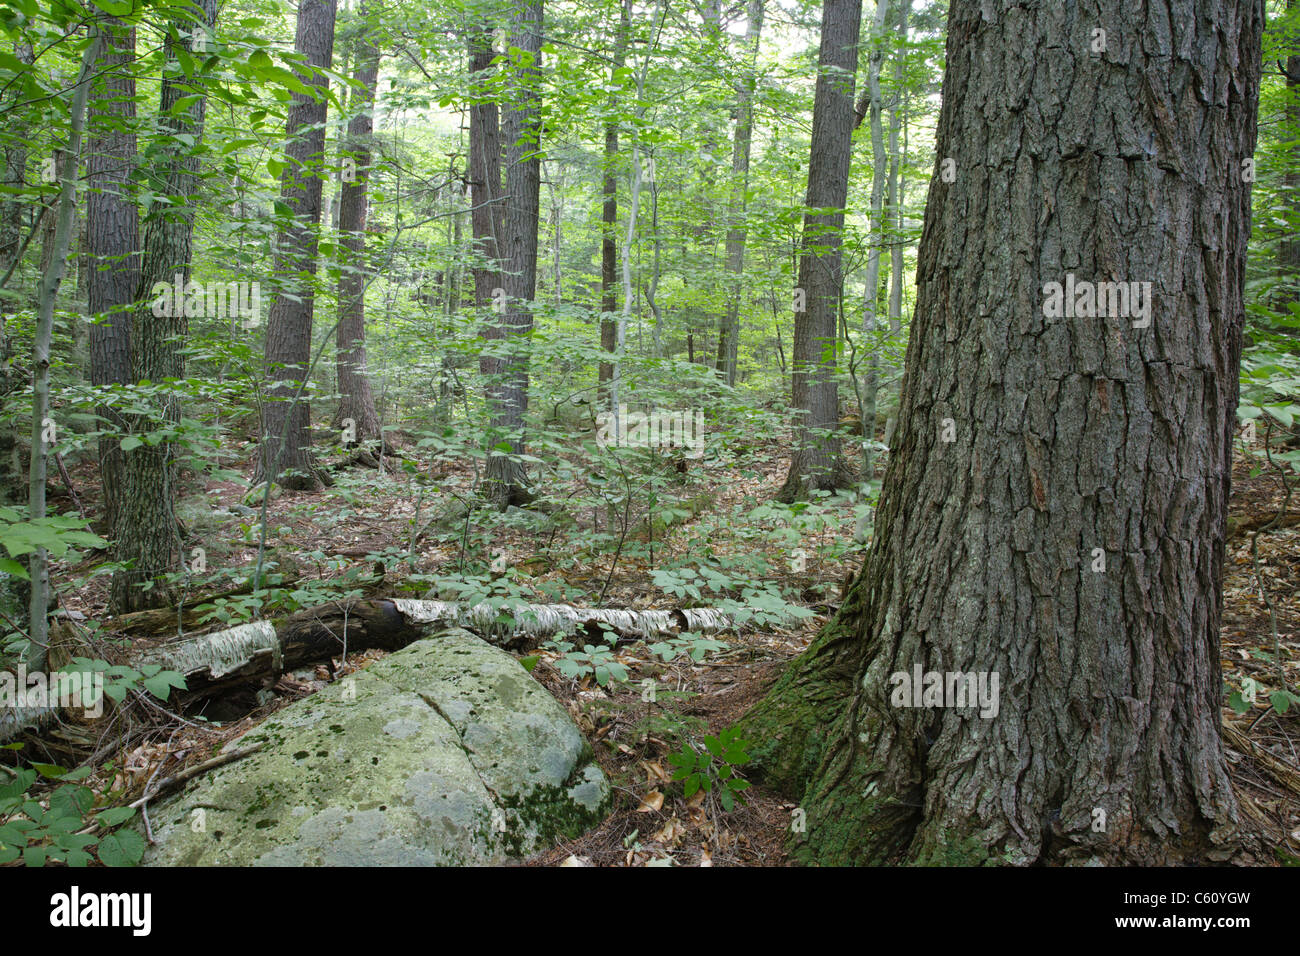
[141,629,609,865]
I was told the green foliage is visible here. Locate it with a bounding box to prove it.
[0,507,107,578]
[60,657,188,705]
[0,754,144,867]
[667,725,752,812]
[545,639,628,687]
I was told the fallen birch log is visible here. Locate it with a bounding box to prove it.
[138,599,738,696]
[1,600,744,740]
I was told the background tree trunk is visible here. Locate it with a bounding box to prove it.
[858,0,890,481]
[86,18,138,537]
[885,0,907,334]
[27,33,101,667]
[468,22,506,502]
[745,0,1264,866]
[715,0,765,387]
[484,0,544,508]
[110,0,218,614]
[776,0,860,502]
[599,0,630,398]
[335,6,384,448]
[258,0,337,491]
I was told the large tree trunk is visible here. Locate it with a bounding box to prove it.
[110,0,219,614]
[776,0,860,502]
[334,7,384,448]
[599,0,630,399]
[258,0,337,491]
[744,0,1263,866]
[715,0,765,387]
[86,19,138,538]
[483,0,543,508]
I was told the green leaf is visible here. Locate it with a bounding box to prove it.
[0,558,30,579]
[142,672,186,699]
[97,829,145,866]
[95,806,137,827]
[120,435,143,451]
[49,783,95,819]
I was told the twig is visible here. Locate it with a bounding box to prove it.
[129,742,264,808]
[53,451,84,517]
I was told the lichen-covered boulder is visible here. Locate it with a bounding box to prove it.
[141,629,609,865]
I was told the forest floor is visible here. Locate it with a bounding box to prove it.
[44,429,1300,867]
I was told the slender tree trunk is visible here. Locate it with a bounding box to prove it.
[0,40,34,284]
[335,7,384,448]
[744,0,1263,866]
[776,0,861,503]
[715,0,765,386]
[857,0,890,480]
[109,0,219,614]
[481,0,543,508]
[469,21,505,456]
[28,33,101,668]
[86,19,138,537]
[885,0,908,334]
[258,0,337,491]
[437,158,465,426]
[599,0,631,399]
[1281,0,1300,305]
[0,41,34,508]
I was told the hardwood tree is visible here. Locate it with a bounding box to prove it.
[715,0,765,386]
[85,18,137,534]
[334,2,385,449]
[110,0,219,613]
[743,0,1264,865]
[599,0,630,398]
[27,30,101,667]
[468,19,506,484]
[258,0,337,491]
[776,0,861,502]
[483,0,544,508]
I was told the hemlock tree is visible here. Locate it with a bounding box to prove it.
[258,0,337,491]
[743,0,1264,865]
[776,0,860,503]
